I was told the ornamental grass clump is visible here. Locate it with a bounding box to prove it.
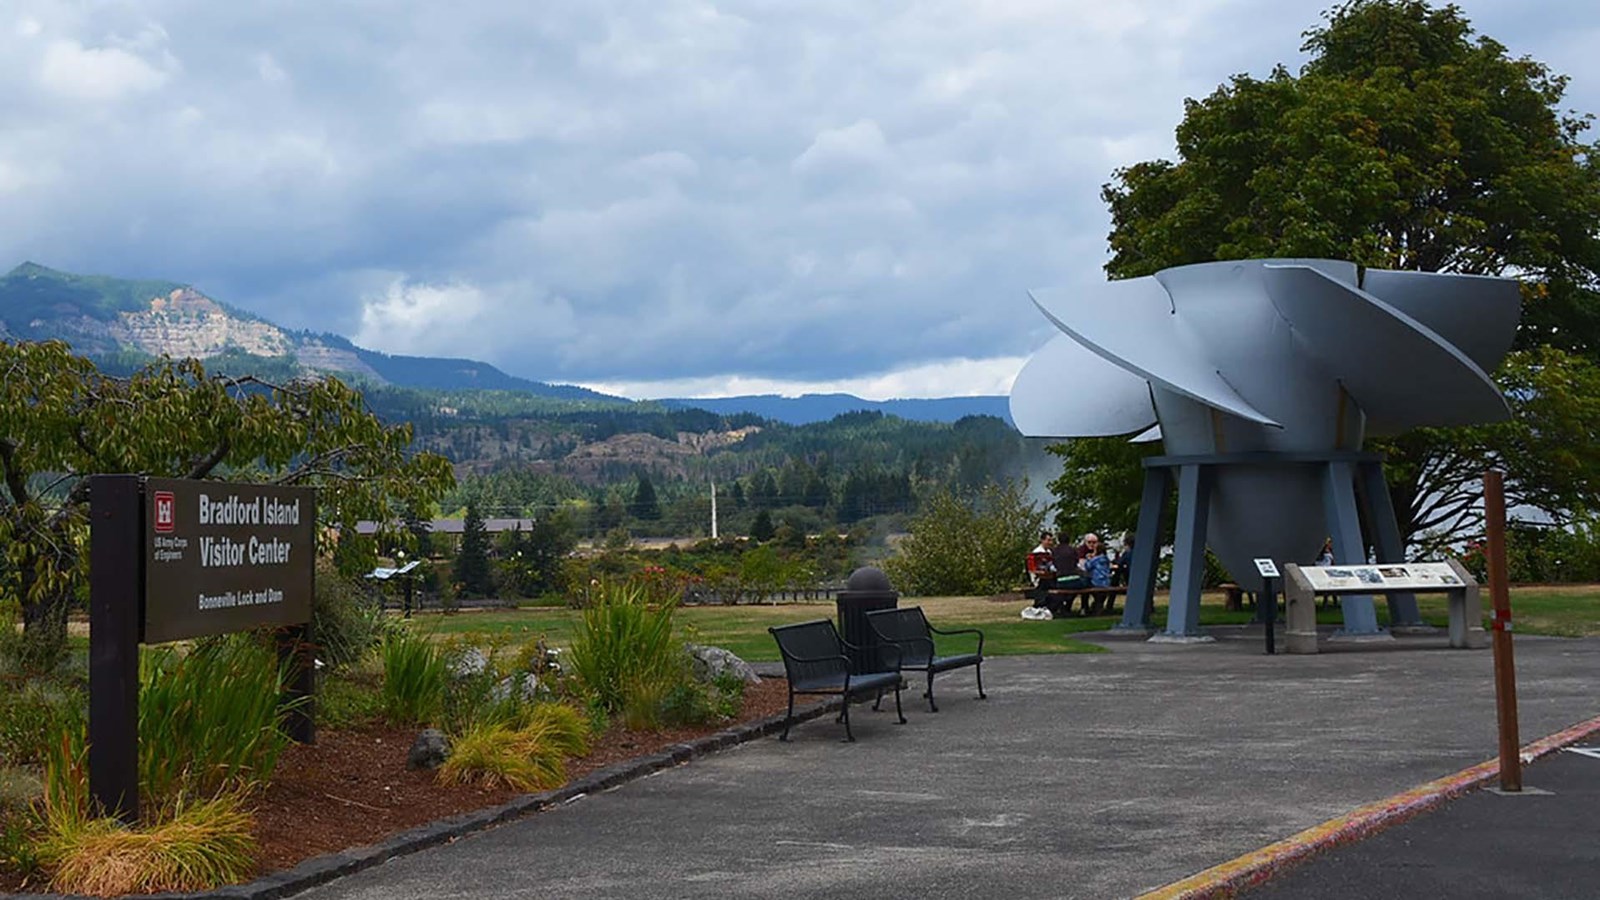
[138,633,297,804]
[37,794,256,896]
[567,582,688,725]
[436,702,590,792]
[381,627,449,726]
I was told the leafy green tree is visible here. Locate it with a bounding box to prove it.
[885,481,1045,596]
[0,341,454,666]
[1072,0,1600,550]
[454,501,494,598]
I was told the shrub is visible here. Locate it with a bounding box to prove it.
[37,793,256,895]
[0,679,83,768]
[310,563,396,672]
[885,481,1046,596]
[138,634,296,805]
[381,629,449,726]
[567,583,686,720]
[436,703,589,792]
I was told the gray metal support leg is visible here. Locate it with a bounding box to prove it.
[1159,464,1211,639]
[1323,462,1382,635]
[1117,467,1171,632]
[1359,461,1422,626]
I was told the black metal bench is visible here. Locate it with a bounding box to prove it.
[768,619,906,742]
[865,607,986,712]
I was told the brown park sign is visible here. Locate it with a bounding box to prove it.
[143,477,315,643]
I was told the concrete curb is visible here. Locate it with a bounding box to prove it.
[1136,712,1600,900]
[31,693,843,900]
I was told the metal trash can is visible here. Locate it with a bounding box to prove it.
[835,566,899,673]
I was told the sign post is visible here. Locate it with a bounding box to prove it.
[1254,558,1279,655]
[90,476,316,821]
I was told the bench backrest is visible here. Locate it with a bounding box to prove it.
[769,619,848,684]
[865,607,934,667]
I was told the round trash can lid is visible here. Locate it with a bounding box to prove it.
[846,566,893,592]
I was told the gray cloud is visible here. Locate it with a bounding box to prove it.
[2,0,1595,391]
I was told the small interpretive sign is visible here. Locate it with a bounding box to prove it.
[1253,558,1280,578]
[1300,561,1463,593]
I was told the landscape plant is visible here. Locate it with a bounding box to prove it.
[380,628,450,726]
[566,581,687,722]
[138,633,298,806]
[436,702,590,792]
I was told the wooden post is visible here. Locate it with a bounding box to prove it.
[89,474,143,823]
[1484,469,1522,792]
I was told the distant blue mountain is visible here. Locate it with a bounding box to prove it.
[659,393,1014,426]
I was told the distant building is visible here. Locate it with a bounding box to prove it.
[352,518,536,537]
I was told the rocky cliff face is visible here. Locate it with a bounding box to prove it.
[111,288,293,359]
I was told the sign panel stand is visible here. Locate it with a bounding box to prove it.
[89,475,143,823]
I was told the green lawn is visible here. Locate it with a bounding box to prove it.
[403,584,1600,659]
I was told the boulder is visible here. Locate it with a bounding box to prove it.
[686,644,760,685]
[489,672,541,703]
[450,648,489,679]
[406,728,450,771]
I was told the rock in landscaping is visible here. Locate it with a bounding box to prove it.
[451,647,489,679]
[489,672,541,703]
[686,644,761,685]
[407,728,451,771]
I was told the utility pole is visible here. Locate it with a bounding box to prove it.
[710,479,719,540]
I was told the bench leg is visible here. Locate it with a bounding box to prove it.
[894,682,906,724]
[976,661,987,700]
[926,671,939,712]
[872,688,883,711]
[780,690,795,742]
[841,695,855,742]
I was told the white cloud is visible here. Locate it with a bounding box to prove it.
[582,355,1029,401]
[37,38,168,101]
[0,0,1596,392]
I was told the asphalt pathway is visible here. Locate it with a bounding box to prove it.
[295,627,1600,900]
[1245,744,1600,899]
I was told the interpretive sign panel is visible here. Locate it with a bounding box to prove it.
[143,477,315,643]
[1301,562,1463,593]
[1253,558,1280,578]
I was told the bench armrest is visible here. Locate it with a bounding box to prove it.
[928,625,984,656]
[839,636,903,672]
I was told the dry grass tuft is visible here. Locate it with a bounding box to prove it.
[39,795,256,896]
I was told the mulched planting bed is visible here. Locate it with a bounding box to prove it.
[3,677,794,895]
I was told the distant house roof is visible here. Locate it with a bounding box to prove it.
[353,518,536,536]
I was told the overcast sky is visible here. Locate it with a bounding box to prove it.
[3,1,1596,399]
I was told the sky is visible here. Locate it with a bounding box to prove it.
[3,1,1597,401]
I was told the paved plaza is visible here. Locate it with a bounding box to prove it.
[298,628,1600,899]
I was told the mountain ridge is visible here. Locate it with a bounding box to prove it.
[2,262,1017,425]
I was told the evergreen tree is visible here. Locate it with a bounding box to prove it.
[455,501,494,598]
[633,473,662,520]
[750,509,776,543]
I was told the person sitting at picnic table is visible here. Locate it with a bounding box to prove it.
[1076,533,1102,569]
[1111,532,1134,587]
[1026,531,1060,600]
[1081,541,1116,615]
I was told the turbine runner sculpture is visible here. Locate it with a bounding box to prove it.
[1011,259,1520,641]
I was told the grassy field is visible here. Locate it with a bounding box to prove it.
[403,584,1600,660]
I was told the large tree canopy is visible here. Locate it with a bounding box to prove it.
[1,340,455,665]
[1058,0,1600,552]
